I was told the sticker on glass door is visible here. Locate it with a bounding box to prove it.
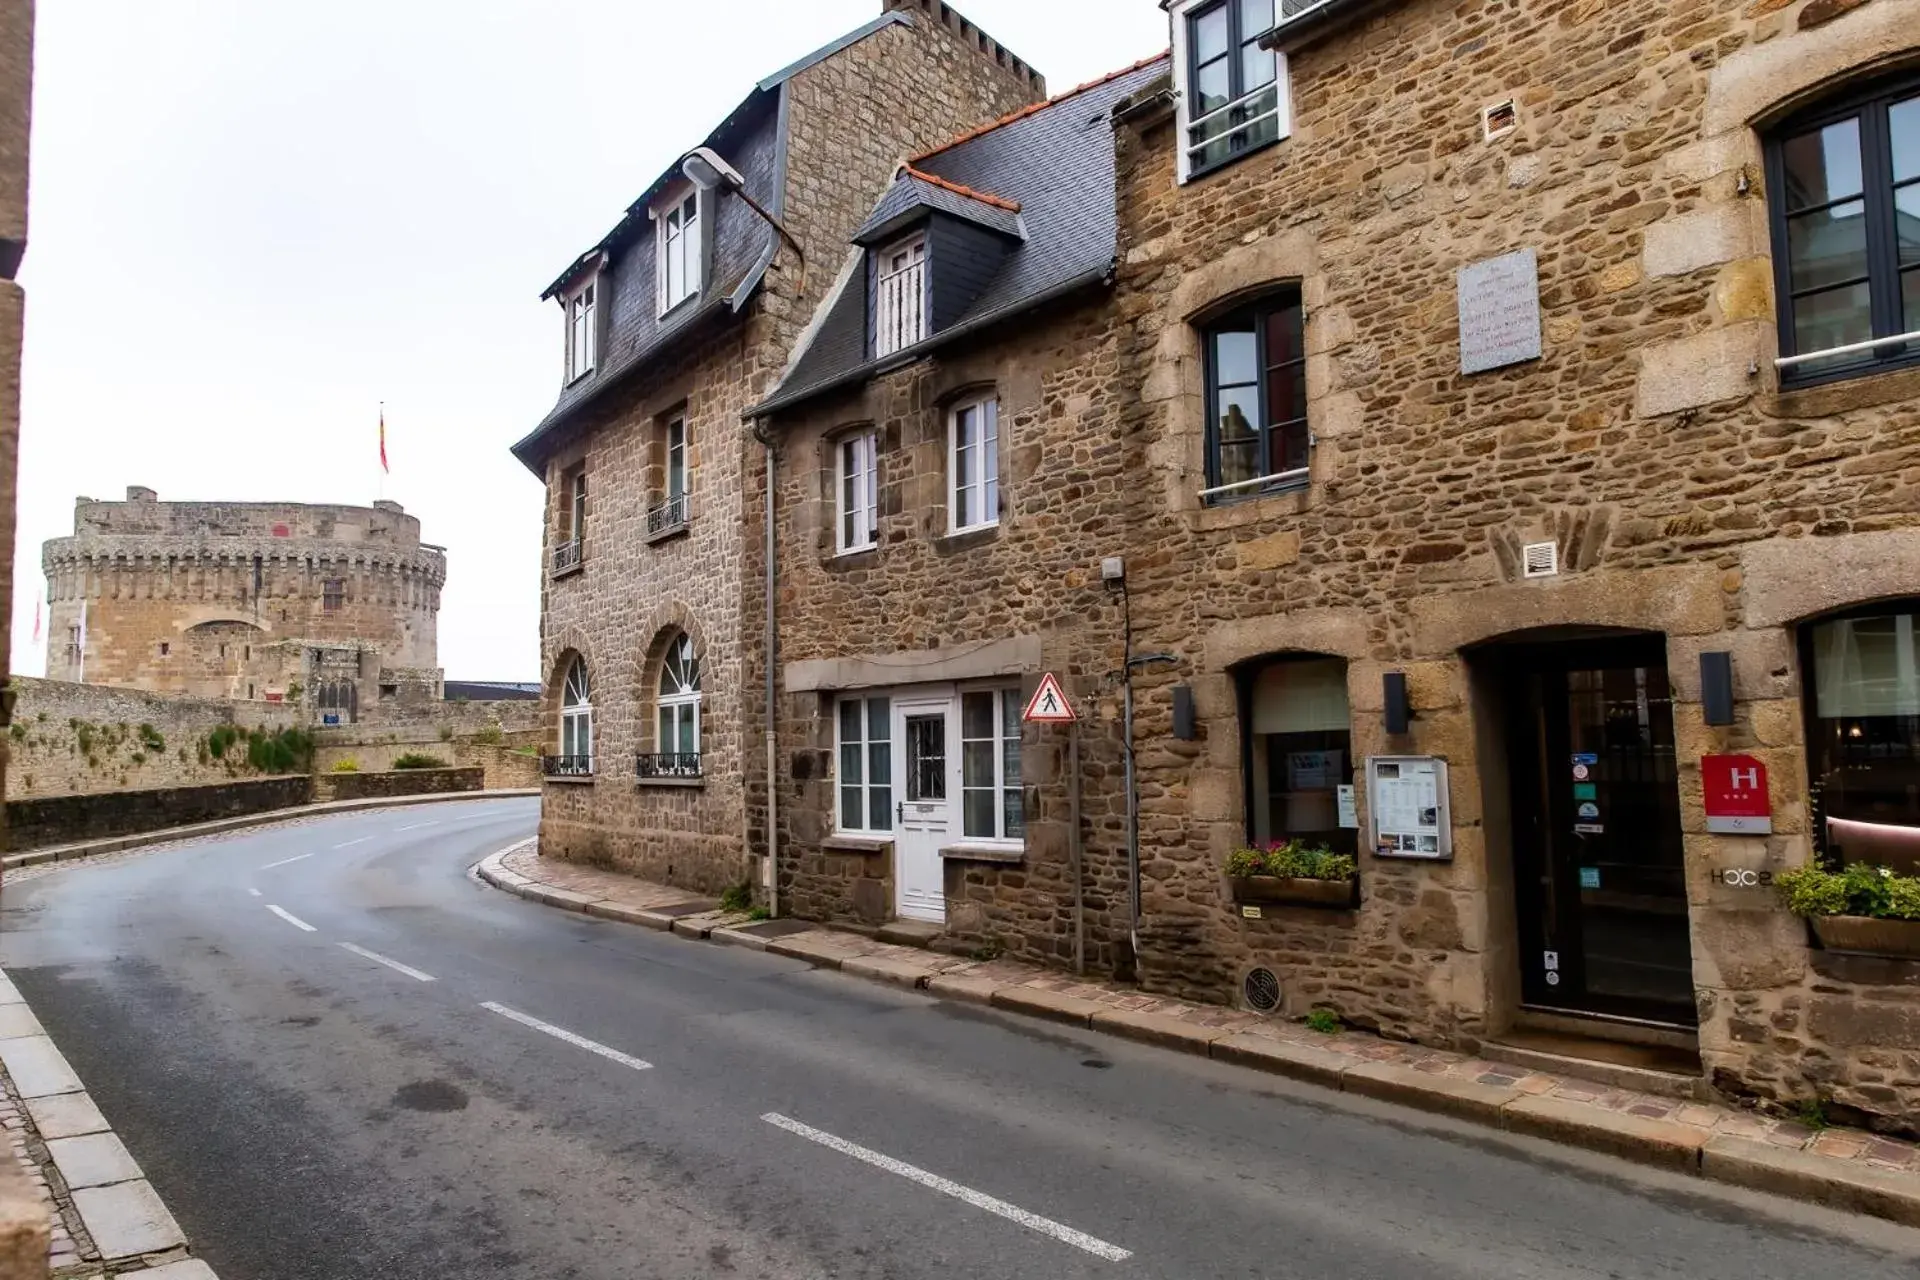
[895,705,951,923]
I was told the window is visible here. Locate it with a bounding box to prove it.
[948,396,999,533]
[555,467,587,573]
[650,417,690,536]
[1243,656,1356,854]
[837,695,893,832]
[875,234,927,357]
[659,192,701,314]
[569,469,588,543]
[960,688,1024,842]
[322,579,345,613]
[565,280,596,381]
[1769,79,1920,383]
[1203,289,1307,502]
[158,642,170,657]
[657,633,702,759]
[837,431,879,553]
[558,658,593,770]
[1802,604,1920,864]
[1177,0,1283,180]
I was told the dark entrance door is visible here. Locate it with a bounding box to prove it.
[1504,635,1696,1026]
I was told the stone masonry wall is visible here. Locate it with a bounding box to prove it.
[1101,0,1920,1121]
[5,677,299,799]
[536,4,1045,896]
[6,775,312,852]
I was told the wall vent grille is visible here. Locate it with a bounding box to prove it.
[1242,966,1283,1015]
[1522,542,1560,579]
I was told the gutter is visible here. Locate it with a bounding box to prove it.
[742,262,1117,422]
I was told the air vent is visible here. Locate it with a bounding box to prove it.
[1522,541,1560,579]
[1483,98,1518,141]
[1241,966,1283,1015]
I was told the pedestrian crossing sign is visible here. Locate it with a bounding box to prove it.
[1023,672,1077,724]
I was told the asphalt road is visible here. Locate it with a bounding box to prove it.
[4,797,1919,1280]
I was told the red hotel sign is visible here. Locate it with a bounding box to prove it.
[1702,754,1771,835]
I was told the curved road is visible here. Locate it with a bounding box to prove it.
[2,797,1918,1279]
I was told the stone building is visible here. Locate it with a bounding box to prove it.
[512,0,1045,894]
[739,0,1920,1134]
[42,487,446,717]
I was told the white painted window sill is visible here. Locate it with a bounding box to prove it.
[823,834,893,854]
[939,840,1024,865]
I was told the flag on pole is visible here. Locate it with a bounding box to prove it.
[379,406,390,474]
[30,594,39,644]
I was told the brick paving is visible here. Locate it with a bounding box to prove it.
[0,1064,91,1273]
[491,843,1920,1186]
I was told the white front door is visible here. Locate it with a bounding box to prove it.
[894,696,953,923]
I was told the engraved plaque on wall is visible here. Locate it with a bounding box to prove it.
[1457,247,1543,375]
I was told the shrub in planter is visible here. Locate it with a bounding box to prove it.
[1777,862,1920,960]
[391,752,450,771]
[1227,840,1358,907]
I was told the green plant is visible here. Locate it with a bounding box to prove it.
[1777,862,1920,920]
[719,883,754,914]
[1795,1096,1831,1131]
[137,723,165,753]
[206,725,240,760]
[391,752,449,770]
[747,906,771,922]
[331,759,361,773]
[1305,1008,1341,1034]
[7,722,24,742]
[1226,840,1356,882]
[1225,848,1267,878]
[474,724,504,746]
[246,727,314,774]
[129,752,146,766]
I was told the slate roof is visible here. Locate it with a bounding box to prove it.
[444,681,541,702]
[852,173,1025,247]
[752,53,1171,419]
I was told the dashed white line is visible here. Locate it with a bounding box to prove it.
[480,1002,652,1071]
[395,821,441,832]
[260,852,315,870]
[338,942,435,983]
[247,888,262,897]
[760,1113,1131,1262]
[333,837,373,850]
[266,905,317,933]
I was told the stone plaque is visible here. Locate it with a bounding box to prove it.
[1457,247,1542,375]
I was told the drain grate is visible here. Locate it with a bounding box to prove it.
[1242,966,1282,1014]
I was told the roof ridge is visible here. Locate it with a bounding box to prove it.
[906,49,1171,166]
[900,166,1022,213]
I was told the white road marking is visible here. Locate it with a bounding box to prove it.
[333,837,373,850]
[479,1002,652,1072]
[760,1112,1131,1262]
[396,821,440,832]
[247,888,262,897]
[260,852,315,870]
[266,905,317,933]
[338,942,436,983]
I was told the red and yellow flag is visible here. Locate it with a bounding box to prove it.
[379,407,389,474]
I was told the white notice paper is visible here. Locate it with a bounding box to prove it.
[1368,757,1452,860]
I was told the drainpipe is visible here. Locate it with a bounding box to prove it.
[752,417,780,917]
[1117,574,1178,981]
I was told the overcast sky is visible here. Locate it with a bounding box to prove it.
[10,1,1168,681]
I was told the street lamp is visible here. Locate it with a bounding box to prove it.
[680,146,807,296]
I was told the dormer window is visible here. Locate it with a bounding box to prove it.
[658,191,701,314]
[565,280,596,382]
[875,234,928,357]
[1174,0,1286,182]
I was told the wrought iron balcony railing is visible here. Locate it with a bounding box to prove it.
[552,539,583,575]
[636,752,703,780]
[542,754,594,779]
[647,493,689,537]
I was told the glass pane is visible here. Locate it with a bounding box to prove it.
[1262,302,1302,366]
[1239,0,1274,35]
[1905,266,1919,331]
[1193,4,1228,63]
[1781,117,1863,211]
[1898,184,1920,267]
[1241,41,1276,92]
[1267,360,1306,431]
[1212,325,1258,387]
[954,476,973,529]
[954,404,977,451]
[869,741,892,795]
[659,708,673,755]
[1217,440,1261,488]
[1274,418,1310,474]
[682,707,700,755]
[1892,95,1919,183]
[1793,281,1873,365]
[906,716,945,801]
[840,741,862,787]
[1002,735,1021,796]
[1001,689,1023,745]
[1787,200,1869,292]
[964,789,995,839]
[870,785,893,832]
[840,699,861,744]
[963,691,994,740]
[1194,58,1231,116]
[963,740,994,790]
[868,697,890,738]
[1216,383,1261,446]
[1003,787,1025,840]
[841,786,862,829]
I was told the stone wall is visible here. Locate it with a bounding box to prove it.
[312,766,483,804]
[4,677,300,800]
[6,775,312,851]
[314,718,541,792]
[533,4,1046,896]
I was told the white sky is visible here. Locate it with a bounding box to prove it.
[10,1,1168,681]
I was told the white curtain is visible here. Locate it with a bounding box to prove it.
[1814,614,1920,718]
[1252,658,1350,734]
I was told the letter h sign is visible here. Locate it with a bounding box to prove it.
[1702,753,1772,835]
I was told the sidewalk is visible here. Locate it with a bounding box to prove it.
[480,841,1920,1229]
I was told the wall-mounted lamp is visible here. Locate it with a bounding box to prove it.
[1172,685,1197,741]
[1384,672,1411,735]
[679,146,808,296]
[1700,651,1735,727]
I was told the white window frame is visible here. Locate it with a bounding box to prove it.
[656,190,702,316]
[836,430,879,554]
[564,278,597,382]
[835,693,894,834]
[959,686,1024,844]
[874,233,928,357]
[1170,0,1293,186]
[560,658,594,767]
[657,633,702,758]
[666,417,688,503]
[947,395,1000,534]
[568,468,588,545]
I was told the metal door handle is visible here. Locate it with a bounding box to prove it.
[897,800,905,822]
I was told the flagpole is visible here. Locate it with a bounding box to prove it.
[378,401,386,502]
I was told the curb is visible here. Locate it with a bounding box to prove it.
[0,969,219,1277]
[3,789,539,872]
[469,849,1920,1230]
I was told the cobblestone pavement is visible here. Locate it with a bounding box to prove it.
[484,844,1920,1189]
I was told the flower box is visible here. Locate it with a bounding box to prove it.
[1229,874,1357,909]
[1810,915,1920,961]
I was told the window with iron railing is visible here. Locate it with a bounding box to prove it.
[552,539,583,575]
[543,754,594,779]
[1178,0,1285,181]
[875,235,928,358]
[636,752,703,780]
[648,417,690,536]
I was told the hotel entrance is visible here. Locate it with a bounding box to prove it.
[1499,634,1697,1028]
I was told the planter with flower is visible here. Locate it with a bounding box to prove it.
[1226,841,1359,910]
[1776,861,1920,960]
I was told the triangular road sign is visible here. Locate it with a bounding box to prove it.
[1023,672,1077,723]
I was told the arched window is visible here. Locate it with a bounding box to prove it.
[1200,287,1307,503]
[658,633,701,761]
[558,658,593,774]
